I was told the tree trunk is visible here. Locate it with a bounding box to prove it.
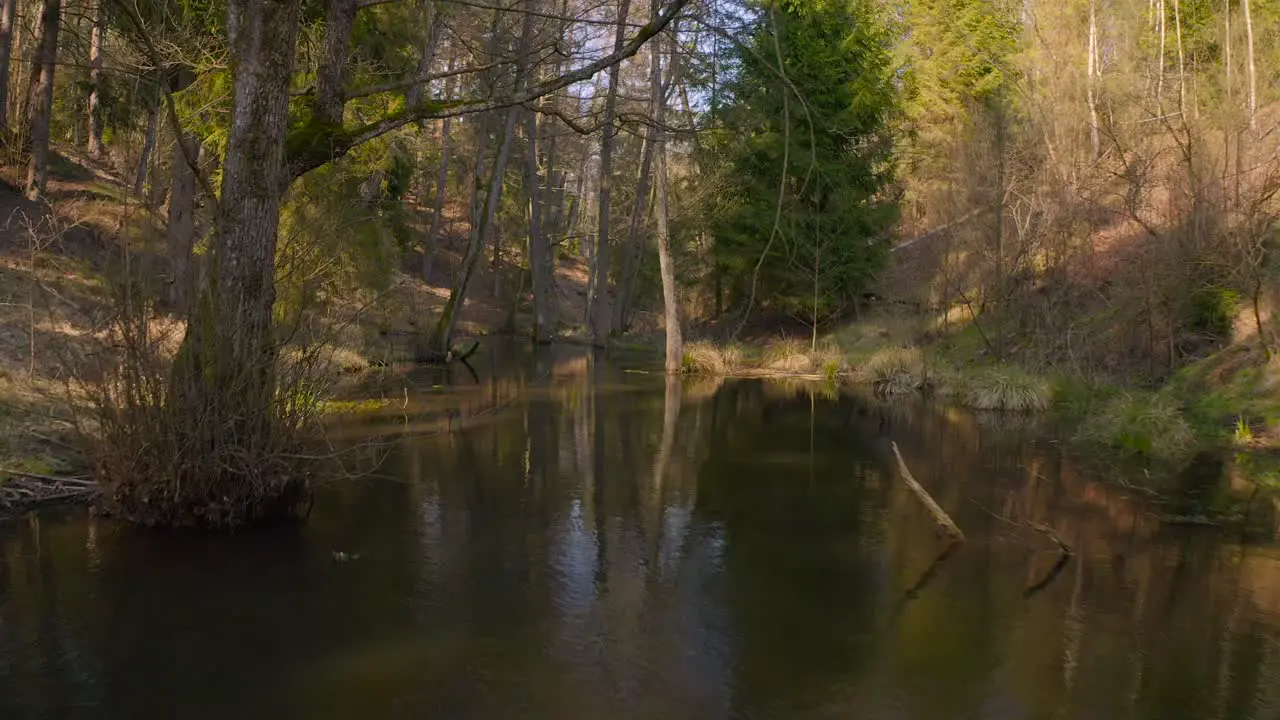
[422,71,453,284]
[166,133,201,314]
[134,99,160,196]
[405,1,441,109]
[1156,0,1166,108]
[1242,0,1256,128]
[614,126,654,335]
[650,28,681,373]
[24,0,61,200]
[1172,0,1185,115]
[0,0,18,135]
[588,0,632,347]
[1087,0,1100,160]
[159,0,303,524]
[430,107,519,356]
[523,10,555,342]
[87,0,105,157]
[315,0,358,127]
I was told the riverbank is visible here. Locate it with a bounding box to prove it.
[677,308,1280,477]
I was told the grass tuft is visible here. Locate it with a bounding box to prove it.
[761,337,813,373]
[862,347,924,396]
[1076,392,1196,459]
[682,342,745,375]
[962,367,1051,411]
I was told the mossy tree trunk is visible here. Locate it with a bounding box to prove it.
[157,0,303,522]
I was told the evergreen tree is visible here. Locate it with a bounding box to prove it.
[710,0,901,326]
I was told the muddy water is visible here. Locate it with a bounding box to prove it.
[2,346,1279,719]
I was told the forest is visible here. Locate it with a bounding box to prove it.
[0,0,1277,526]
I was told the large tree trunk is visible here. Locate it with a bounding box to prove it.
[166,133,201,314]
[429,107,519,356]
[650,28,680,373]
[0,0,18,135]
[588,0,632,347]
[87,0,105,157]
[24,0,61,200]
[156,0,303,524]
[315,0,358,126]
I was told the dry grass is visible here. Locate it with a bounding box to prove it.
[761,337,813,373]
[861,346,925,396]
[682,341,746,375]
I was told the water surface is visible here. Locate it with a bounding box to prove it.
[3,347,1280,719]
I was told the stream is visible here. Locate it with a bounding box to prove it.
[2,345,1279,719]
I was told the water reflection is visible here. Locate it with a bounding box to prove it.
[2,348,1280,719]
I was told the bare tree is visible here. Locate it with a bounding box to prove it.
[0,0,17,134]
[651,27,680,372]
[588,0,633,347]
[24,0,62,200]
[1087,0,1100,160]
[87,0,106,157]
[1242,0,1256,128]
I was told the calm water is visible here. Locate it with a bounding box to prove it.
[3,346,1280,719]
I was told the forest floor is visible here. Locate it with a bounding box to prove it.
[0,148,600,485]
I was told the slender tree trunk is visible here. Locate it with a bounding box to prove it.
[588,0,632,347]
[24,0,61,200]
[430,107,519,356]
[524,1,556,343]
[1087,0,1100,160]
[315,0,358,127]
[134,97,160,196]
[422,68,454,284]
[0,0,18,135]
[1242,0,1256,128]
[87,0,105,157]
[405,1,441,109]
[166,133,201,313]
[651,29,680,373]
[1156,0,1166,108]
[614,125,654,334]
[1173,0,1186,115]
[161,0,303,522]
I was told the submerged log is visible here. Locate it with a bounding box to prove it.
[890,441,964,542]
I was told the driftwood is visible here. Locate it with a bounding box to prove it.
[890,441,964,542]
[0,469,100,518]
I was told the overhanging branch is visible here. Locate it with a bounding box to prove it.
[286,0,692,179]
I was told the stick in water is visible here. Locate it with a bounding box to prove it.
[890,441,964,542]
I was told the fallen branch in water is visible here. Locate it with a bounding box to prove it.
[970,499,1074,596]
[0,469,100,518]
[891,441,964,542]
